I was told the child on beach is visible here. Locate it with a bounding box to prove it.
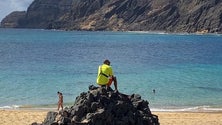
[57,91,63,111]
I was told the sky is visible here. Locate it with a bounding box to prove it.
[0,0,34,22]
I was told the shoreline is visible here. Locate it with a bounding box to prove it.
[1,28,222,36]
[1,109,222,125]
[2,107,222,113]
[2,104,222,113]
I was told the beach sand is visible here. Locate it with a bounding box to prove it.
[0,110,222,125]
[0,109,48,125]
[155,112,222,125]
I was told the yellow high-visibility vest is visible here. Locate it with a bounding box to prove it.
[96,64,113,85]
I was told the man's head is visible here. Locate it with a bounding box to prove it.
[103,59,110,65]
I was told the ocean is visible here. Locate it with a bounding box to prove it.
[0,28,222,112]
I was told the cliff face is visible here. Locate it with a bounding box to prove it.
[1,11,26,28]
[1,0,222,33]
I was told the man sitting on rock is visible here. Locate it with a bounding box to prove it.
[97,59,118,91]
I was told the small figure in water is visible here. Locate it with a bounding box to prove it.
[153,89,156,94]
[57,91,63,111]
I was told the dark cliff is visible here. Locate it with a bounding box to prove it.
[1,0,222,33]
[1,11,26,28]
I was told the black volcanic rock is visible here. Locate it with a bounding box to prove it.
[37,85,159,125]
[1,0,222,33]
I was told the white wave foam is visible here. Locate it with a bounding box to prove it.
[0,105,57,110]
[0,105,20,109]
[151,106,222,112]
[127,31,169,35]
[202,107,222,111]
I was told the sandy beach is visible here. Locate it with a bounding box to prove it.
[0,109,48,125]
[1,110,222,125]
[155,112,222,125]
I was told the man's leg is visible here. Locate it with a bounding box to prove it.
[106,76,118,91]
[113,76,118,90]
[61,103,63,110]
[57,103,60,111]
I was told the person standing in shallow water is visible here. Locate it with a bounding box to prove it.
[57,91,63,111]
[97,59,118,91]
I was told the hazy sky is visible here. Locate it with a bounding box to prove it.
[0,0,34,21]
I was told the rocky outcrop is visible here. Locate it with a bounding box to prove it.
[33,85,159,125]
[1,11,26,28]
[1,0,222,33]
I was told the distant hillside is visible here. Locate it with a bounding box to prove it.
[1,11,26,28]
[1,0,222,33]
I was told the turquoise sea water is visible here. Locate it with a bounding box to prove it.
[0,28,222,111]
